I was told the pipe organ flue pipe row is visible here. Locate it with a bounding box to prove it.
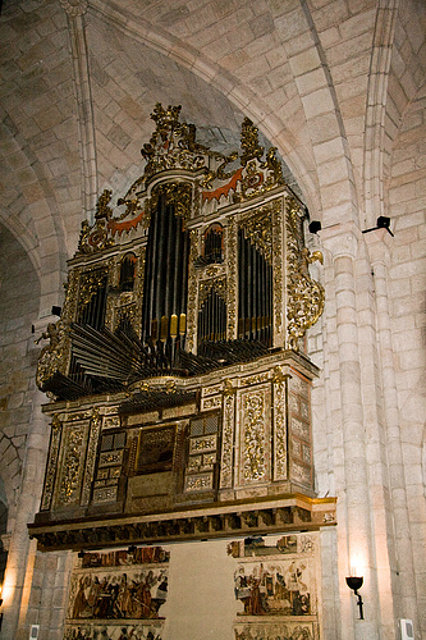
[141,190,190,367]
[237,229,272,346]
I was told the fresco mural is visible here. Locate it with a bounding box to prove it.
[64,547,169,640]
[228,533,320,640]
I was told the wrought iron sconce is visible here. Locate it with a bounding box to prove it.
[362,216,394,237]
[346,576,364,619]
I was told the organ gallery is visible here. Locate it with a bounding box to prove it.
[29,104,336,640]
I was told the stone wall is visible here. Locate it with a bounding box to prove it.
[0,224,40,535]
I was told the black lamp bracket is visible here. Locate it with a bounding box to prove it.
[346,576,364,619]
[362,216,394,237]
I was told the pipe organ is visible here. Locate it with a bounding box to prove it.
[30,105,334,558]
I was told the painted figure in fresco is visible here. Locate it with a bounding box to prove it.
[72,577,91,618]
[247,565,269,615]
[155,574,168,604]
[71,567,168,622]
[234,561,311,617]
[116,573,132,618]
[284,562,310,615]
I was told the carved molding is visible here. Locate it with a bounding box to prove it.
[59,0,88,18]
[29,496,337,551]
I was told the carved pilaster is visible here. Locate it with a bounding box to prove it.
[272,366,289,481]
[226,218,238,339]
[55,415,90,507]
[238,385,271,486]
[80,408,101,506]
[41,415,63,511]
[220,379,236,489]
[272,197,285,347]
[186,229,199,352]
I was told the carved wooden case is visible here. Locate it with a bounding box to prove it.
[30,105,334,552]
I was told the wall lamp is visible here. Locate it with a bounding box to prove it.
[308,220,322,234]
[362,216,394,237]
[346,575,364,619]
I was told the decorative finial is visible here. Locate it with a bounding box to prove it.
[240,117,264,166]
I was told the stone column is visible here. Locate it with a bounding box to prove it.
[365,230,420,635]
[1,390,50,640]
[59,0,98,221]
[322,225,380,640]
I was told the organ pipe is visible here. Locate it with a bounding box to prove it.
[238,230,272,346]
[141,186,191,367]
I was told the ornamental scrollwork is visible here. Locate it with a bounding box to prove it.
[59,423,86,504]
[273,367,288,481]
[81,408,102,506]
[77,190,115,255]
[286,201,324,350]
[272,199,284,334]
[240,117,264,166]
[239,207,272,263]
[140,103,210,180]
[199,277,226,306]
[242,391,267,483]
[35,321,67,390]
[220,383,236,489]
[226,219,238,338]
[186,229,199,351]
[77,267,108,309]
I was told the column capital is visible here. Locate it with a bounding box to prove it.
[320,222,359,260]
[59,0,88,17]
[363,228,392,266]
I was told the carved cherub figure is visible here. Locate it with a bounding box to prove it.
[35,322,60,351]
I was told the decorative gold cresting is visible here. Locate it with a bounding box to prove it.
[240,117,264,166]
[140,103,210,180]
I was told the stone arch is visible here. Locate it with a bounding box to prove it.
[0,111,68,317]
[87,0,331,217]
[363,0,425,228]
